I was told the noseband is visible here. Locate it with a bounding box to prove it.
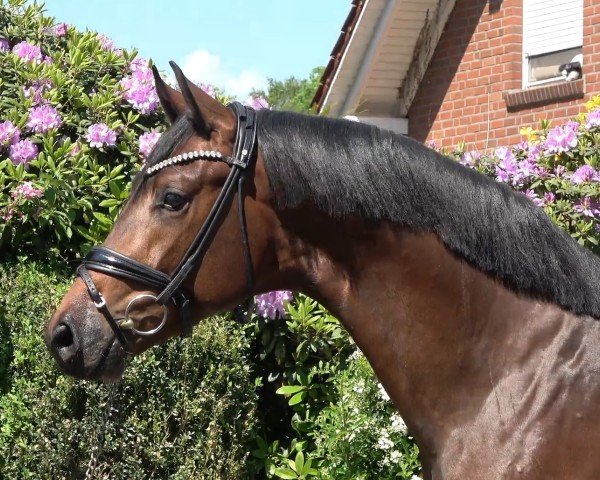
[76,102,257,354]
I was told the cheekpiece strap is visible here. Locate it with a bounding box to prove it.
[228,101,258,169]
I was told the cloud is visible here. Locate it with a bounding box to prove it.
[179,49,268,100]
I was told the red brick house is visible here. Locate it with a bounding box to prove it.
[312,0,596,151]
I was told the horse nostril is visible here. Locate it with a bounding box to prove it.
[52,323,74,349]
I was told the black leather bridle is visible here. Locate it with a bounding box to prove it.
[76,102,257,354]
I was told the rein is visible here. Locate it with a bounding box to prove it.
[77,102,257,354]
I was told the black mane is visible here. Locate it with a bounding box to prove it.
[257,109,600,319]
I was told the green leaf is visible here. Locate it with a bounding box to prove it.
[99,198,121,207]
[288,391,306,406]
[294,451,304,473]
[273,468,298,479]
[276,385,305,395]
[108,180,121,197]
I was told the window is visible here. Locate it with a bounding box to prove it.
[523,0,583,88]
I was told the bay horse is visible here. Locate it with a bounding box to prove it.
[46,63,600,479]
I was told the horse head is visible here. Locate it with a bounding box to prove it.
[45,63,279,382]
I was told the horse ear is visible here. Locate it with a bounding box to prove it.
[168,61,234,140]
[151,65,187,123]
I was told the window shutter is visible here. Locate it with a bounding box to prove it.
[523,0,583,57]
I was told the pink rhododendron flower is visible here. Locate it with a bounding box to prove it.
[97,34,114,51]
[0,120,21,148]
[460,150,480,168]
[544,192,556,205]
[426,140,440,151]
[50,23,68,37]
[138,131,161,158]
[27,105,62,133]
[9,139,38,165]
[120,64,159,114]
[70,142,81,156]
[574,197,600,218]
[586,109,600,130]
[199,83,216,98]
[12,181,43,199]
[1,209,15,222]
[129,57,149,72]
[495,147,518,183]
[553,165,567,178]
[571,165,600,184]
[545,123,579,154]
[255,291,293,319]
[23,78,54,106]
[526,143,544,163]
[244,96,269,110]
[86,123,117,148]
[12,41,43,63]
[523,189,544,207]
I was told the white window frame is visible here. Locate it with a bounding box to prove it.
[522,0,583,89]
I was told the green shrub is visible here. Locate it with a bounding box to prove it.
[447,104,600,253]
[0,259,258,479]
[247,295,421,479]
[0,0,166,258]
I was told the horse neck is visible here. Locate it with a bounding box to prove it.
[271,207,581,458]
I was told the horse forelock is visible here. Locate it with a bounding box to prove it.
[130,115,194,195]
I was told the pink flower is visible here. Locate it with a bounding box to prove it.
[545,123,579,154]
[12,181,43,199]
[70,142,81,157]
[0,121,21,148]
[544,192,556,205]
[97,34,114,51]
[120,64,159,114]
[255,291,293,319]
[12,41,43,63]
[2,209,15,222]
[86,123,117,148]
[426,140,441,151]
[9,139,38,165]
[495,147,518,183]
[523,189,544,207]
[553,165,567,178]
[244,96,270,110]
[23,79,54,106]
[460,150,480,168]
[574,197,600,218]
[50,23,68,37]
[571,165,600,184]
[199,83,216,98]
[27,105,62,133]
[586,109,600,130]
[526,143,544,163]
[138,131,161,158]
[129,57,149,72]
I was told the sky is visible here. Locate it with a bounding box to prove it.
[41,1,349,99]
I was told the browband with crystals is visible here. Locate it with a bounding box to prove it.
[145,149,226,176]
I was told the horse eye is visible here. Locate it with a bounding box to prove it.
[162,191,187,211]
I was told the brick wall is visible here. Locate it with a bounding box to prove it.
[408,0,599,151]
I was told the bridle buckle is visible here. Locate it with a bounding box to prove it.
[93,293,106,309]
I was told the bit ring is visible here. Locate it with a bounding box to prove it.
[123,294,168,336]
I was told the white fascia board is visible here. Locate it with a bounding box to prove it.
[345,115,409,135]
[341,0,399,116]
